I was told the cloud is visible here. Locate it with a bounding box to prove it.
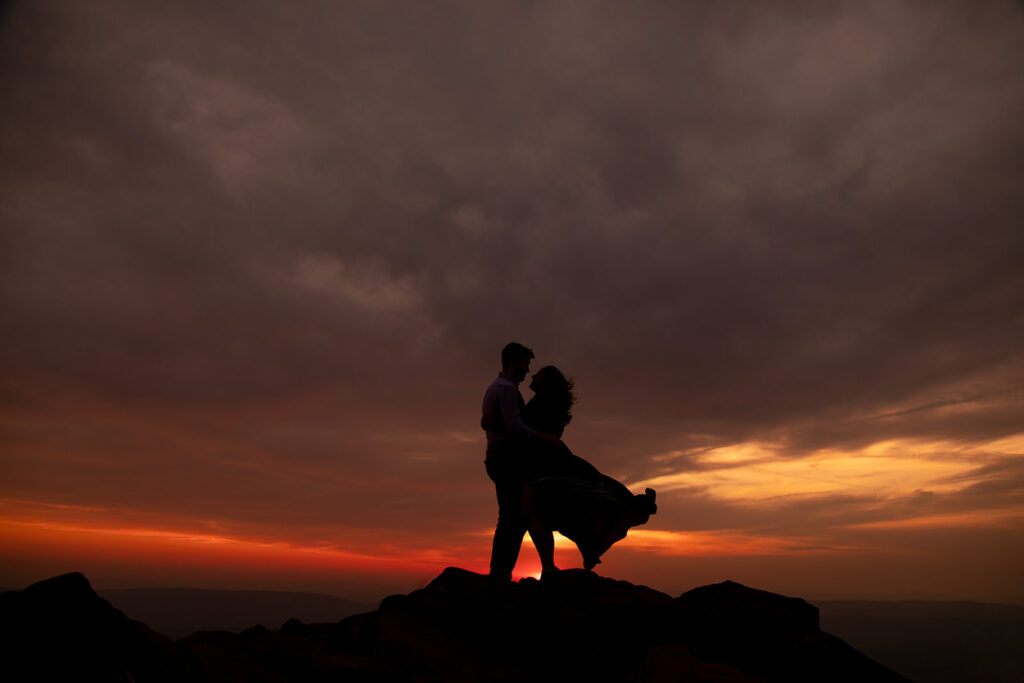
[146,60,323,200]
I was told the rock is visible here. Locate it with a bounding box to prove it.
[351,568,910,682]
[0,572,192,682]
[178,627,371,683]
[2,569,912,682]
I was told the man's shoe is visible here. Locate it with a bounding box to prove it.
[540,567,561,582]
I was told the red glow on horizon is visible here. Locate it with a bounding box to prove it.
[0,518,468,578]
[0,509,843,587]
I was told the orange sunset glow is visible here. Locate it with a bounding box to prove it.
[2,0,1023,608]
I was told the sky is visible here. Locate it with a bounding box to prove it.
[1,0,1023,604]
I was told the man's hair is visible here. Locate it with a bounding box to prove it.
[501,342,534,368]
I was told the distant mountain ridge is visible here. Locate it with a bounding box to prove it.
[817,600,1024,683]
[817,599,1024,618]
[99,587,371,639]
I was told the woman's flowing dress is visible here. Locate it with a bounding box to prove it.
[523,397,656,570]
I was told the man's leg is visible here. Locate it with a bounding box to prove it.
[485,454,526,580]
[523,483,558,576]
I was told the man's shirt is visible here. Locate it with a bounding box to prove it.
[481,372,537,451]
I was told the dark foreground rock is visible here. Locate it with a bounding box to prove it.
[0,572,190,682]
[1,568,912,682]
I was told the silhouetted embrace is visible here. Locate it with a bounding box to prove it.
[481,342,656,581]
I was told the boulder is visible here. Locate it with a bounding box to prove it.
[0,572,191,682]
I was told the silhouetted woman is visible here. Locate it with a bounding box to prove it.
[521,366,657,577]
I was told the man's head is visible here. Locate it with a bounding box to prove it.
[501,342,534,384]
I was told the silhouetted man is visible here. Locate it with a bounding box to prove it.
[481,342,556,581]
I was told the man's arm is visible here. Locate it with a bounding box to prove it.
[497,382,537,442]
[497,384,563,444]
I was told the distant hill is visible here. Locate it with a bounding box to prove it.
[817,600,1024,683]
[99,587,371,638]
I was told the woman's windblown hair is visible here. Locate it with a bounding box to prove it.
[534,365,577,428]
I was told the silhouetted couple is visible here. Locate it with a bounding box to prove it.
[482,342,657,582]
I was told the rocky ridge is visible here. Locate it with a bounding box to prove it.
[0,568,912,682]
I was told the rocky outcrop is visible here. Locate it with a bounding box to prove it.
[1,569,912,682]
[0,572,191,682]
[179,568,910,682]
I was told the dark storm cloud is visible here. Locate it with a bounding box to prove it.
[2,0,1024,535]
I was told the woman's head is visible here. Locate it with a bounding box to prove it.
[529,365,577,413]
